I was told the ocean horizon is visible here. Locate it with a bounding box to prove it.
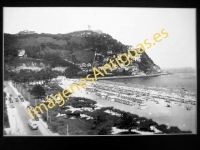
[110,72,197,93]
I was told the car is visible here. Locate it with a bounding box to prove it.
[10,104,15,108]
[28,119,38,130]
[27,105,34,111]
[15,97,19,102]
[35,116,39,121]
[20,97,24,102]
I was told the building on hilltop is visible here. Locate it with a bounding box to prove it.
[18,30,36,34]
[93,30,103,34]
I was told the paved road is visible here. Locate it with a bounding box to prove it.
[4,82,43,136]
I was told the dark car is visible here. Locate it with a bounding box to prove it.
[20,97,24,102]
[35,116,39,121]
[15,97,19,102]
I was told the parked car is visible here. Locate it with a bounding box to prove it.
[10,104,15,108]
[35,116,39,121]
[15,97,19,102]
[28,119,38,130]
[20,97,24,102]
[10,98,13,103]
[27,105,33,110]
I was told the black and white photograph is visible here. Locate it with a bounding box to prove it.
[3,7,196,136]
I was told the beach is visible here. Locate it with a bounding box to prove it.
[58,79,196,133]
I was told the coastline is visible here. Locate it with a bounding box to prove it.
[97,72,170,80]
[58,79,196,133]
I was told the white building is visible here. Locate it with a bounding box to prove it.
[93,30,103,34]
[18,49,26,58]
[56,76,67,83]
[52,67,68,73]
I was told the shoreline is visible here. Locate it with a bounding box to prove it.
[96,72,170,80]
[58,80,196,133]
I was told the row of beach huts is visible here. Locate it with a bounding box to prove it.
[85,82,196,107]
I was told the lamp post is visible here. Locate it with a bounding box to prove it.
[67,124,68,136]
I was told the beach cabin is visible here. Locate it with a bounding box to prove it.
[107,95,117,101]
[129,95,137,102]
[100,93,108,99]
[137,97,146,104]
[86,87,95,92]
[139,103,147,109]
[120,94,129,100]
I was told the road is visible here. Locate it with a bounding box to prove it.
[4,81,43,136]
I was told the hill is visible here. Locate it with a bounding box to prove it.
[4,30,160,73]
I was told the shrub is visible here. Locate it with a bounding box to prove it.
[58,126,67,135]
[168,126,181,133]
[49,122,60,133]
[87,130,97,135]
[56,117,66,126]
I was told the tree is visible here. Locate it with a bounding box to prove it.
[138,118,158,132]
[30,85,46,99]
[168,126,181,134]
[117,112,139,134]
[92,111,107,128]
[64,65,80,78]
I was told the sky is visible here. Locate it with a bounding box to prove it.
[4,7,196,69]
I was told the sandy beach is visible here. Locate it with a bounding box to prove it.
[59,80,196,133]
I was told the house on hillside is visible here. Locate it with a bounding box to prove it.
[18,49,27,58]
[107,50,113,55]
[56,76,67,83]
[103,56,111,63]
[152,65,161,73]
[52,67,68,73]
[133,54,141,62]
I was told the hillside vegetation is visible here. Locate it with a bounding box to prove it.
[4,30,158,73]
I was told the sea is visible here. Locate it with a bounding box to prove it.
[111,73,197,93]
[108,72,197,133]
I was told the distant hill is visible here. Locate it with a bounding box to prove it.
[162,67,196,73]
[4,30,159,73]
